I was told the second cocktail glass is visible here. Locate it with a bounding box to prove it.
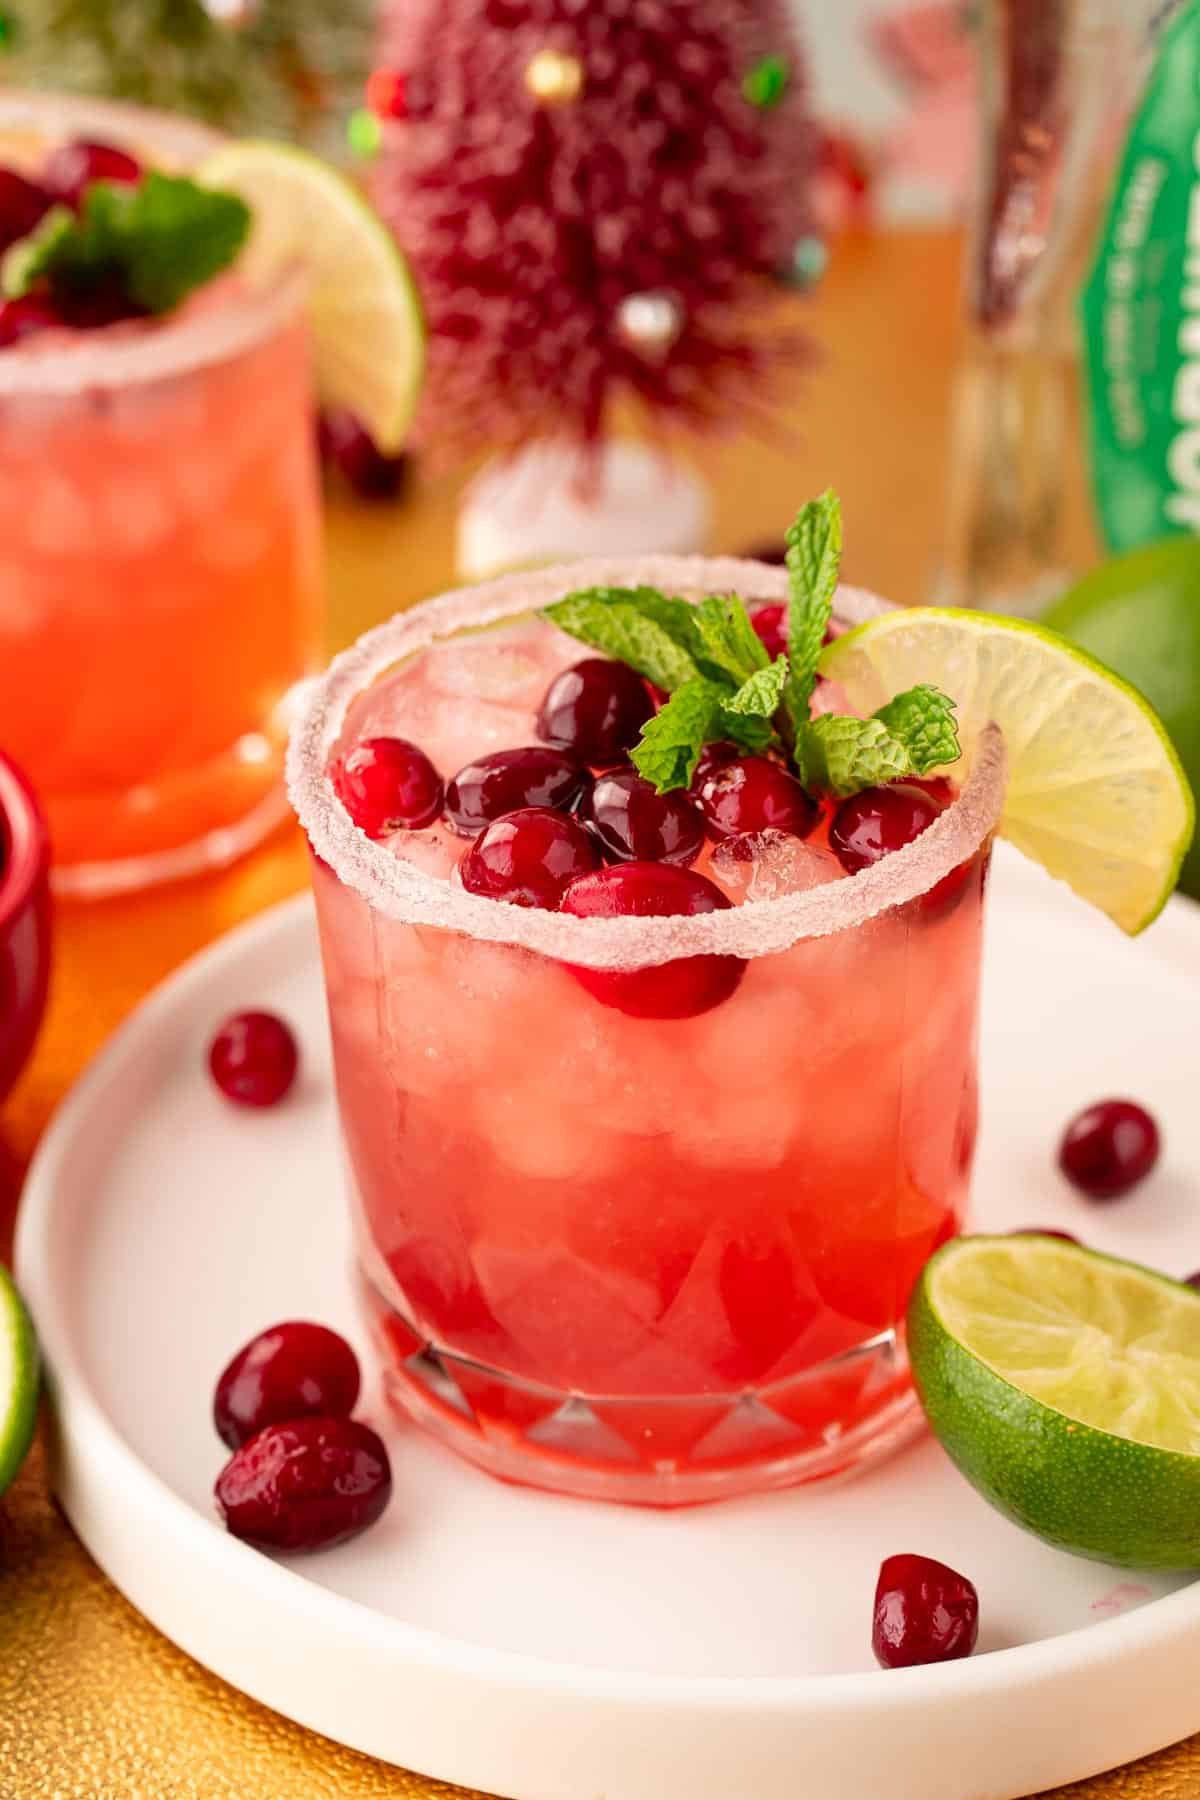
[0,94,322,895]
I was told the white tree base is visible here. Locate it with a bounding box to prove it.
[456,440,711,581]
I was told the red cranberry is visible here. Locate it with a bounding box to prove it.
[0,166,55,252]
[689,741,739,794]
[584,768,705,866]
[213,1322,361,1450]
[873,1553,979,1669]
[209,1010,299,1108]
[215,1415,392,1554]
[44,139,142,208]
[829,782,942,875]
[332,736,444,837]
[536,657,654,763]
[0,294,62,348]
[445,746,590,837]
[459,806,600,908]
[698,755,818,841]
[909,774,957,807]
[920,850,981,922]
[317,407,410,501]
[560,863,746,1018]
[1184,1272,1200,1291]
[1058,1100,1160,1200]
[750,601,788,661]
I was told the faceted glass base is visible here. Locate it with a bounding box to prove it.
[359,1272,924,1507]
[51,773,289,899]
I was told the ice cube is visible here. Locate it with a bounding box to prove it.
[443,937,554,1008]
[0,561,49,634]
[385,823,462,881]
[27,470,94,557]
[104,476,178,554]
[673,1082,795,1170]
[428,696,533,770]
[424,635,543,703]
[340,675,532,778]
[476,1080,605,1181]
[710,831,844,904]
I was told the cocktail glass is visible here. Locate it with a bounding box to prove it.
[0,94,322,896]
[289,557,1006,1505]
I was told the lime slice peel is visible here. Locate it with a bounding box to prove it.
[197,141,425,453]
[0,1264,38,1497]
[822,607,1195,933]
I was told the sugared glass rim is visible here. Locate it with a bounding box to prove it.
[287,556,1007,970]
[0,91,306,394]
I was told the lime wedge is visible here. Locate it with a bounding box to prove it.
[821,609,1195,933]
[197,141,424,452]
[909,1236,1200,1568]
[0,1264,37,1497]
[1043,537,1200,903]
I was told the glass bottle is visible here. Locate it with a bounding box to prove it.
[934,0,1169,613]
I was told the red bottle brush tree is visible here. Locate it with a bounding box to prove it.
[371,0,816,458]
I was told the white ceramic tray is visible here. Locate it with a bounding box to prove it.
[16,846,1200,1800]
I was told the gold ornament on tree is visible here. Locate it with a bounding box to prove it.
[523,48,585,105]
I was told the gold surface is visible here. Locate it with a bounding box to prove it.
[0,231,1195,1799]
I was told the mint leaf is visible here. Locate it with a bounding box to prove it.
[785,489,842,720]
[630,678,725,791]
[541,587,701,694]
[121,175,250,311]
[3,173,250,314]
[782,674,812,761]
[539,492,959,807]
[717,708,775,754]
[873,684,960,774]
[801,714,912,796]
[723,654,789,720]
[688,594,769,685]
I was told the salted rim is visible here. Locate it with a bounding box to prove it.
[287,556,1007,970]
[0,91,306,394]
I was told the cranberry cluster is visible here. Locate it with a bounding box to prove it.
[0,138,144,347]
[212,1320,392,1554]
[331,651,963,1019]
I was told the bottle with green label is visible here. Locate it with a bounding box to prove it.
[935,0,1182,613]
[1082,0,1200,550]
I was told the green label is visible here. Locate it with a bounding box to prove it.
[1081,0,1200,549]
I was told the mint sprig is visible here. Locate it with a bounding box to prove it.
[873,684,961,775]
[688,593,770,685]
[804,715,912,795]
[724,655,789,720]
[540,587,702,695]
[540,489,961,799]
[3,172,251,316]
[784,488,841,733]
[631,678,726,791]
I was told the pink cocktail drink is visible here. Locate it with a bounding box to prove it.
[0,96,321,895]
[290,558,1005,1505]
